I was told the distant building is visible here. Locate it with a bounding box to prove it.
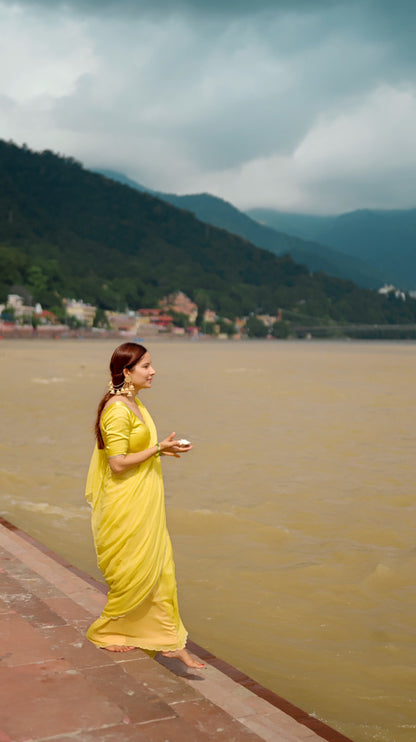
[136,308,164,324]
[159,291,197,322]
[154,314,174,329]
[203,309,217,323]
[106,311,137,333]
[136,308,174,334]
[0,293,38,320]
[38,309,58,325]
[63,299,96,326]
[378,284,406,301]
[6,294,26,312]
[257,314,278,328]
[234,317,246,332]
[378,284,396,295]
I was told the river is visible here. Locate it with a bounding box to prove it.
[1,338,415,742]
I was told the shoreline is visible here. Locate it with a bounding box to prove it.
[0,514,354,742]
[1,328,416,344]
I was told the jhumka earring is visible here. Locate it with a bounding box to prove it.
[108,379,118,395]
[108,374,134,397]
[122,374,135,397]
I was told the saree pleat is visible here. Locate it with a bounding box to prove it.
[85,398,187,650]
[86,535,187,651]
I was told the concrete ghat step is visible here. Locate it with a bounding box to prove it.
[0,519,354,742]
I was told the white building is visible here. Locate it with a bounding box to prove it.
[0,294,41,319]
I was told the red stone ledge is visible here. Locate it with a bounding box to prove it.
[0,516,354,742]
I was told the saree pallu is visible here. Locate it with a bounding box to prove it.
[85,398,187,650]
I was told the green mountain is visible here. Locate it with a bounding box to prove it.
[96,170,382,289]
[1,140,416,328]
[94,168,150,194]
[247,209,337,242]
[248,207,416,290]
[158,193,384,289]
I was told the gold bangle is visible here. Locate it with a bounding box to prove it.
[155,443,161,457]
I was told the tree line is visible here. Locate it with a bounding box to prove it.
[1,139,416,328]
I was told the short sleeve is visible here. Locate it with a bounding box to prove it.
[101,402,132,458]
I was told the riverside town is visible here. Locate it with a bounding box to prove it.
[2,286,416,342]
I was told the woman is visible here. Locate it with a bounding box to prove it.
[85,342,203,668]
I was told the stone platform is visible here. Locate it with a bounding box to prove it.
[0,518,354,742]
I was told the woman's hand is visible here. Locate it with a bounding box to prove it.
[159,432,193,457]
[108,433,192,473]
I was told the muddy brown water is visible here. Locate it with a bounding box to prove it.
[1,339,415,742]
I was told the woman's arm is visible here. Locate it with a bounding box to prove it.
[108,432,192,473]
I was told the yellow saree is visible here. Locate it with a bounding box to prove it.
[85,398,187,651]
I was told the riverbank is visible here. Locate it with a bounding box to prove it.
[0,517,353,742]
[2,322,416,341]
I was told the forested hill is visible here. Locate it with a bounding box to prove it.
[1,140,416,326]
[95,168,382,289]
[248,207,416,290]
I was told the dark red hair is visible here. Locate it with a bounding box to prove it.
[94,342,147,448]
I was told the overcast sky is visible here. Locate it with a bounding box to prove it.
[1,0,415,214]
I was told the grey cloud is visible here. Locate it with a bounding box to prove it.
[300,168,416,214]
[1,0,416,213]
[48,2,416,176]
[7,0,416,22]
[3,0,338,13]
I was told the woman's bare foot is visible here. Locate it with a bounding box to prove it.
[161,648,205,668]
[101,644,136,653]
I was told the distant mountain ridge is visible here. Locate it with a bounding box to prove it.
[248,207,416,290]
[2,140,414,329]
[95,169,151,194]
[94,169,383,288]
[246,209,337,242]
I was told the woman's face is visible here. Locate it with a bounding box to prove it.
[127,352,156,390]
